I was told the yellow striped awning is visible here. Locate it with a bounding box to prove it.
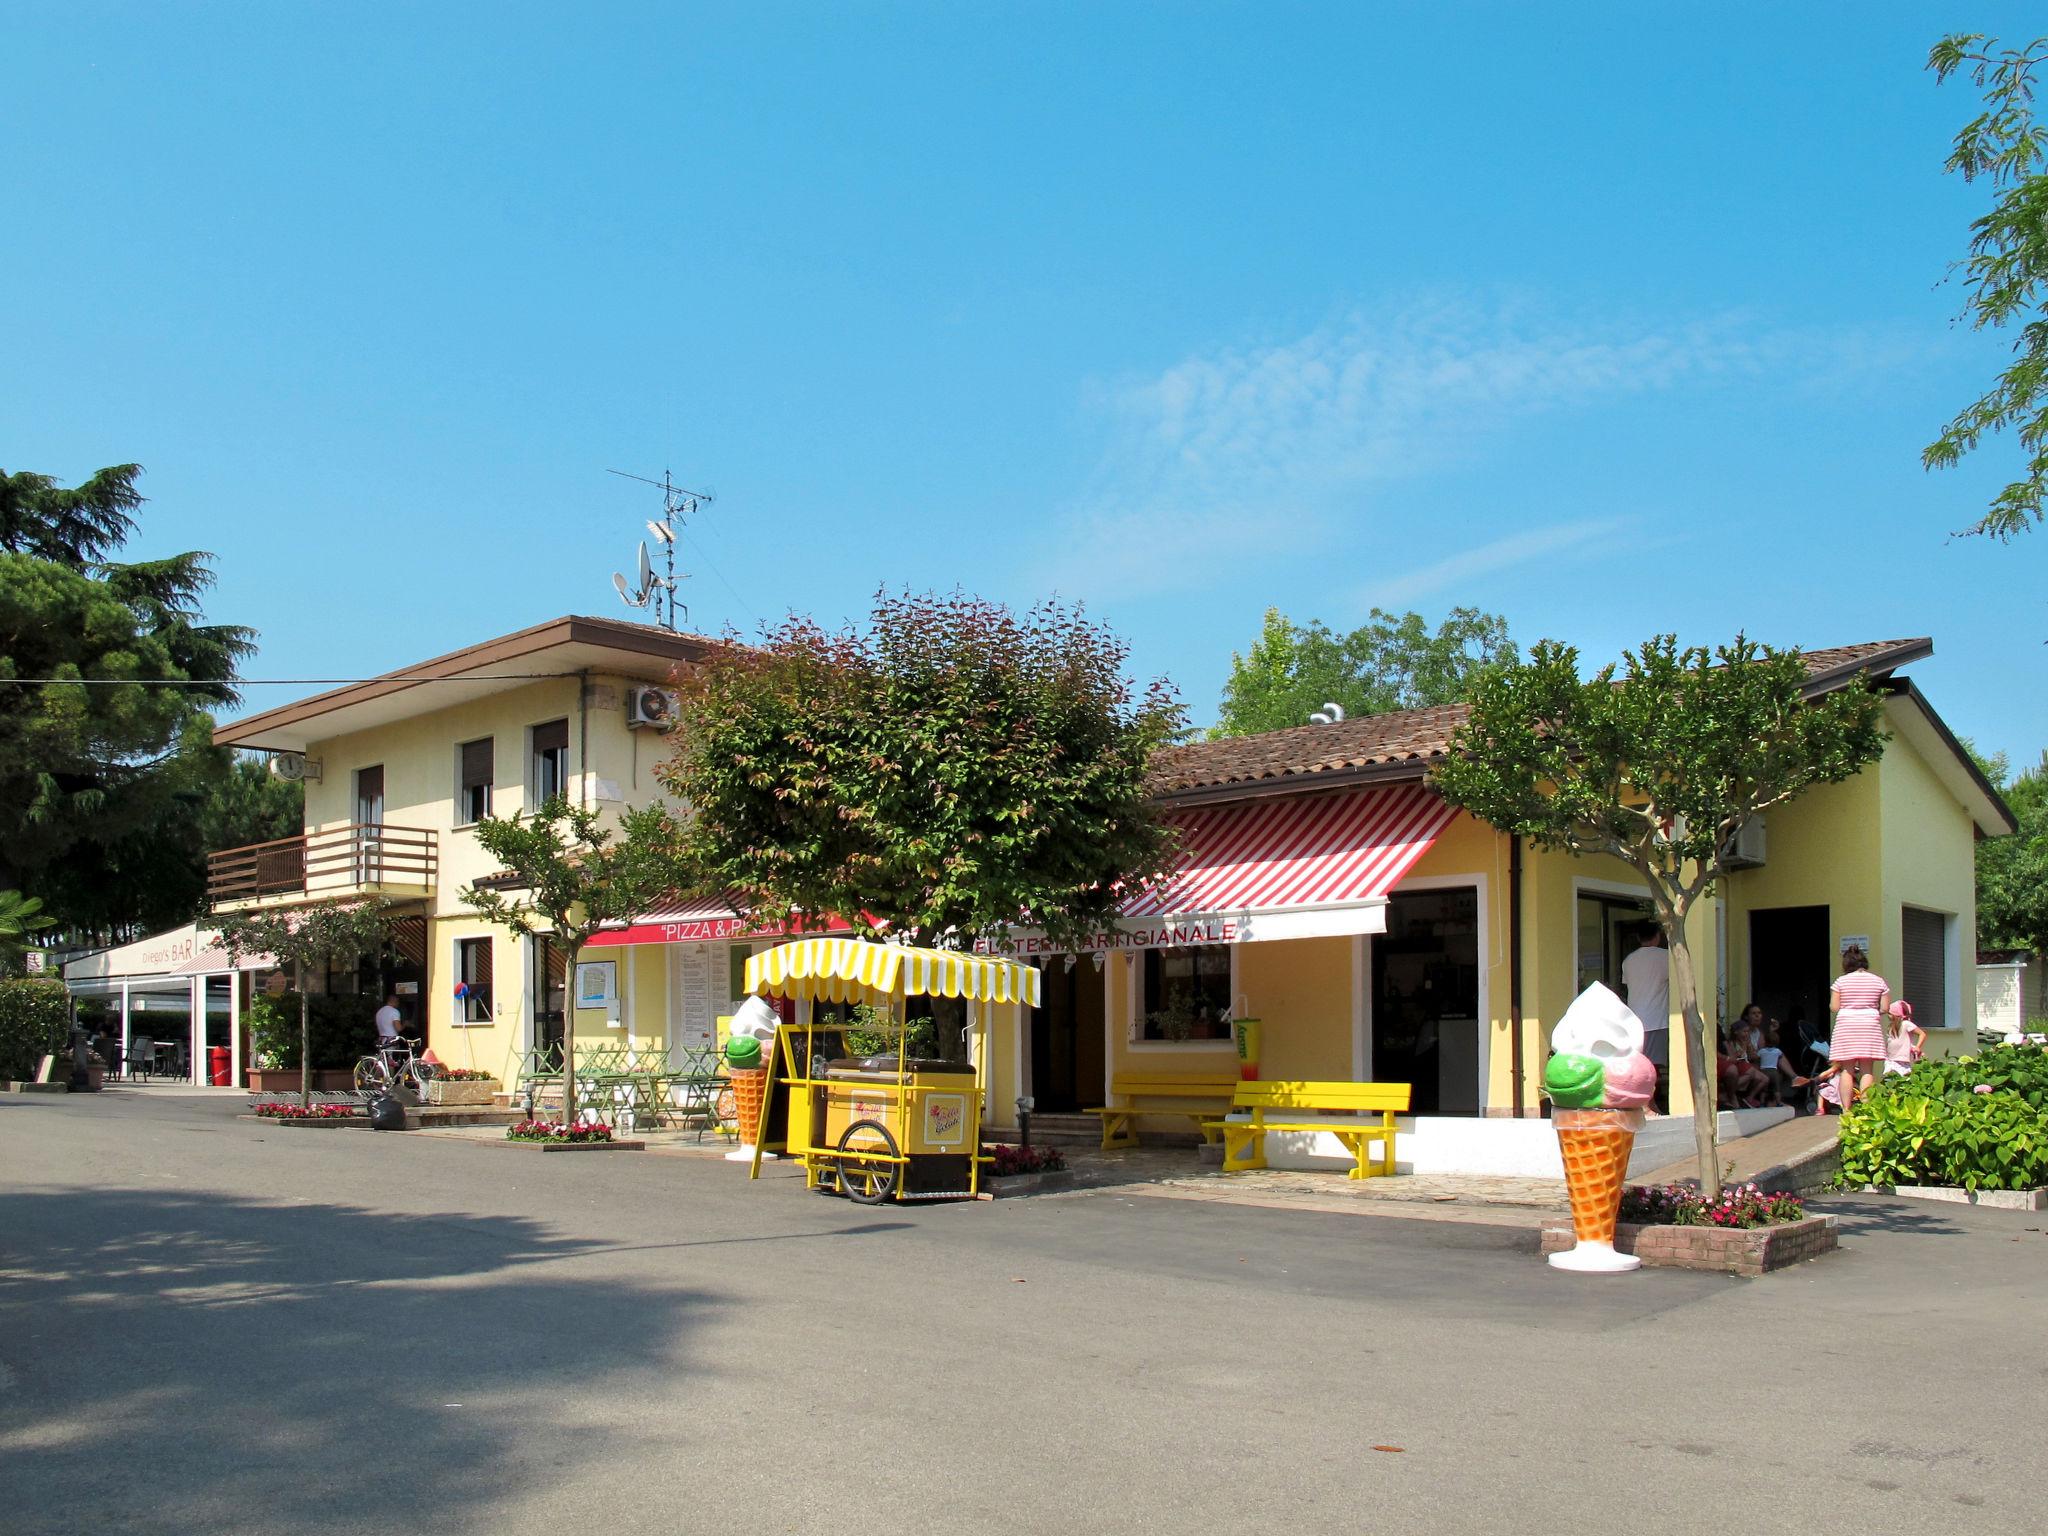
[743,937,1040,1008]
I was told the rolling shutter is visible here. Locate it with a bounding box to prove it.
[1900,908,1948,1031]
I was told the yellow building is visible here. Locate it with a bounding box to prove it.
[211,627,2012,1172]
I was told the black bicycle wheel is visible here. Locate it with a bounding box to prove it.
[835,1120,900,1205]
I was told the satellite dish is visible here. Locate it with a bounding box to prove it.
[637,541,653,590]
[646,519,674,544]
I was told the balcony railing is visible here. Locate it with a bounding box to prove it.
[207,823,439,907]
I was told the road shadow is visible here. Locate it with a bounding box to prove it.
[0,1188,721,1535]
[1803,1192,1968,1238]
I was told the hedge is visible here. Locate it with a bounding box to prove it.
[1838,1044,2048,1192]
[248,992,382,1071]
[0,978,71,1083]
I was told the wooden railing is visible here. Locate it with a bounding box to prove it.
[207,823,438,906]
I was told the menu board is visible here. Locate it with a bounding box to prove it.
[672,943,718,1051]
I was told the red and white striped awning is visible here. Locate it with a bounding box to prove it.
[1127,783,1456,919]
[996,784,1458,956]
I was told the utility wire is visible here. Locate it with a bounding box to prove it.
[1,672,637,687]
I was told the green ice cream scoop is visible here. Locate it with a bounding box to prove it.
[1544,1052,1606,1109]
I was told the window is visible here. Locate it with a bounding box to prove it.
[457,738,494,825]
[1901,907,1950,1031]
[456,937,493,1023]
[530,719,569,807]
[1139,945,1234,1041]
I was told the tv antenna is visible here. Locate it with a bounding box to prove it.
[605,468,712,631]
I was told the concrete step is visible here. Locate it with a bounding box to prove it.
[983,1113,1104,1148]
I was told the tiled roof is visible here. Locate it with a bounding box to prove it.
[1152,637,1934,799]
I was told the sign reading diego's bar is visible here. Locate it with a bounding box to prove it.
[982,916,1243,957]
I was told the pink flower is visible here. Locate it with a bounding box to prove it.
[1974,1084,1994,1094]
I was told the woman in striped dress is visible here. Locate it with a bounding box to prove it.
[1828,946,1891,1112]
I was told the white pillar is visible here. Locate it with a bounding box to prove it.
[190,976,205,1084]
[119,980,132,1072]
[228,970,243,1088]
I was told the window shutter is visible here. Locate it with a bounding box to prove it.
[532,719,568,754]
[461,738,494,786]
[1900,908,1947,1031]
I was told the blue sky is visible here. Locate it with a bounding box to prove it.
[6,3,2044,769]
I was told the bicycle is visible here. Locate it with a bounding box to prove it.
[353,1036,437,1102]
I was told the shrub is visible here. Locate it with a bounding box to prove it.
[840,1002,938,1060]
[0,978,70,1082]
[1838,1044,2048,1191]
[1620,1182,1805,1228]
[247,992,382,1071]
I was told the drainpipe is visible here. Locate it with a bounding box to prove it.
[1509,833,1525,1118]
[578,670,591,810]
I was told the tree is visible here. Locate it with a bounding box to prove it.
[0,464,254,931]
[1976,749,2048,954]
[1213,606,1514,738]
[215,900,391,1108]
[1924,34,2048,539]
[1430,636,1887,1197]
[0,890,55,970]
[459,798,678,1127]
[657,591,1182,952]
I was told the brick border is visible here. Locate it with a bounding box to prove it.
[1540,1214,1837,1275]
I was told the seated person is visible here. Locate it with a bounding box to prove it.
[1716,1031,1774,1109]
[1754,1022,1807,1108]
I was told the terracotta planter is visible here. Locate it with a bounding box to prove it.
[424,1078,500,1106]
[246,1068,358,1093]
[1540,1214,1838,1276]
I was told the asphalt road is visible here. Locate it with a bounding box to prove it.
[1,1090,2040,1535]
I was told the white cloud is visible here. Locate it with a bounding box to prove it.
[1031,295,1897,602]
[1358,518,1627,608]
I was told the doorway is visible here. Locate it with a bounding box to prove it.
[1577,890,1653,996]
[1372,887,1481,1115]
[354,765,385,882]
[1749,905,1831,1067]
[532,936,567,1056]
[1030,957,1107,1113]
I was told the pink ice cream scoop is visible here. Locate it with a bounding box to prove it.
[1602,1052,1658,1109]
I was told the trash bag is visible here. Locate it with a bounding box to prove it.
[366,1094,408,1132]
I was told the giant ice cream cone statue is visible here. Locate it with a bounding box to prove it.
[1544,983,1657,1274]
[723,996,781,1163]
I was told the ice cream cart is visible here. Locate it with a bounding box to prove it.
[742,937,1041,1203]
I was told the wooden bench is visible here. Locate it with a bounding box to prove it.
[1211,1080,1411,1179]
[1084,1074,1243,1149]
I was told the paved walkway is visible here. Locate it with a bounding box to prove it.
[1634,1111,1840,1188]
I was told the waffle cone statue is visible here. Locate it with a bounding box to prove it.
[1544,983,1657,1274]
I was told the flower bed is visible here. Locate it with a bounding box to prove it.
[1620,1181,1807,1229]
[507,1119,615,1144]
[1837,1044,2048,1193]
[435,1067,496,1081]
[987,1143,1067,1177]
[253,1102,361,1121]
[1539,1180,1835,1275]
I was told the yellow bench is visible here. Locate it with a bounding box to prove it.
[1084,1074,1242,1149]
[1211,1080,1411,1179]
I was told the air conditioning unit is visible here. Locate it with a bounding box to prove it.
[626,686,678,730]
[1724,816,1767,870]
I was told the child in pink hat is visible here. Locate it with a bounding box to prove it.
[1884,1000,1926,1077]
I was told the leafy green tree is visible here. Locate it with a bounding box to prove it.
[657,591,1181,953]
[1213,606,1513,738]
[1976,749,2048,954]
[1431,636,1887,1196]
[0,464,253,931]
[0,890,55,970]
[215,900,391,1108]
[459,798,679,1126]
[1925,34,2048,538]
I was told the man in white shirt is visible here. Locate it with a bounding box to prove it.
[1620,925,1670,1109]
[374,993,405,1044]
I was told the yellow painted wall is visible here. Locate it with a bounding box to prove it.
[1236,937,1356,1082]
[1878,709,1979,1043]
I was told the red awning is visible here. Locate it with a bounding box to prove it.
[1123,783,1458,921]
[586,896,855,949]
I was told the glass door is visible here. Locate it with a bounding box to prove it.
[354,765,385,883]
